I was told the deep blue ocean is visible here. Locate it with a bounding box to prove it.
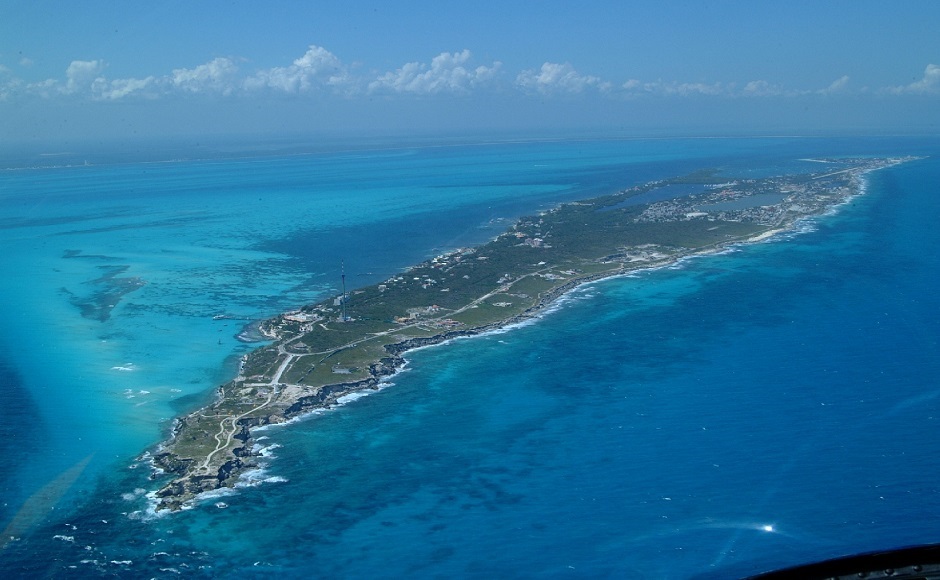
[0,135,937,578]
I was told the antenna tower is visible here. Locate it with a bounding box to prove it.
[341,261,348,322]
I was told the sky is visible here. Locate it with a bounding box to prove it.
[1,0,939,144]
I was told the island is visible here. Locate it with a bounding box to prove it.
[148,156,910,511]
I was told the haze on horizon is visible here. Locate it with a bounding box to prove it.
[1,0,938,145]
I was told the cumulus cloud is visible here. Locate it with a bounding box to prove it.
[52,60,157,99]
[819,75,850,95]
[64,60,105,94]
[369,50,501,94]
[13,49,353,101]
[95,76,157,100]
[621,76,857,98]
[0,74,23,101]
[516,62,608,94]
[739,80,791,97]
[245,45,349,93]
[106,76,160,100]
[888,64,940,94]
[623,79,726,96]
[172,57,239,94]
[3,45,895,105]
[12,59,155,100]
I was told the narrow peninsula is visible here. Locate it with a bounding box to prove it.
[148,156,909,511]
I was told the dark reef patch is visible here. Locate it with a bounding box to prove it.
[61,264,146,322]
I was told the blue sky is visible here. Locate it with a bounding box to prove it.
[1,0,938,143]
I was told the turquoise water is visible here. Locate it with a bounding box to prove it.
[0,136,938,577]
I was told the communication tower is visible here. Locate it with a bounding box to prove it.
[341,261,348,322]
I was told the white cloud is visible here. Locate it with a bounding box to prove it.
[819,75,850,95]
[2,46,882,106]
[64,60,105,94]
[14,59,160,100]
[48,59,157,100]
[740,80,788,97]
[245,45,349,93]
[369,50,501,94]
[668,82,725,96]
[13,49,351,101]
[172,57,239,95]
[0,75,23,101]
[25,78,57,98]
[623,79,726,96]
[888,64,940,95]
[516,62,608,94]
[622,75,857,98]
[96,76,158,100]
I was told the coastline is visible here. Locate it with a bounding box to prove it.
[146,156,914,512]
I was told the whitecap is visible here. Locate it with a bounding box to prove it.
[336,391,372,404]
[254,442,281,458]
[141,491,173,520]
[187,486,238,506]
[121,488,148,502]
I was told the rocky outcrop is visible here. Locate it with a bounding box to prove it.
[151,452,192,478]
[384,330,476,355]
